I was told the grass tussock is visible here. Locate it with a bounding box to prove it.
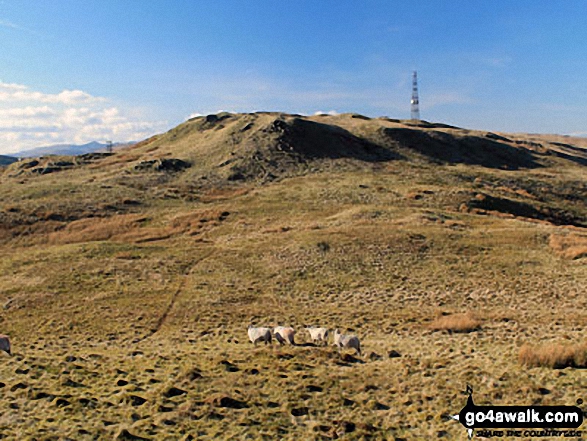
[519,343,587,369]
[429,313,481,333]
[43,209,229,245]
[47,214,148,244]
[549,233,587,260]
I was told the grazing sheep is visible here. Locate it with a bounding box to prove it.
[0,334,11,355]
[333,329,361,356]
[306,327,329,346]
[247,326,272,346]
[273,326,296,345]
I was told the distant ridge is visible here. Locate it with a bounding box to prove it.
[15,141,135,158]
[0,155,18,166]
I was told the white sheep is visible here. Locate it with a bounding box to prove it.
[0,334,11,355]
[247,326,272,346]
[273,326,296,345]
[333,329,361,355]
[306,327,329,346]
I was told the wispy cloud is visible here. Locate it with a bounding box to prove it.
[0,81,105,105]
[0,19,21,30]
[0,18,44,37]
[0,81,168,154]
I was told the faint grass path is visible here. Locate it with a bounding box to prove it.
[136,249,216,342]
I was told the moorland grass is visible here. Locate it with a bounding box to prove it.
[0,114,586,439]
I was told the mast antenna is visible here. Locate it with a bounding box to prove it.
[411,71,420,121]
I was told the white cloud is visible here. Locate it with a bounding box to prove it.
[0,81,28,91]
[0,81,106,105]
[0,80,167,154]
[5,106,55,117]
[313,110,339,116]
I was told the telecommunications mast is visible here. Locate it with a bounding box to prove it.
[411,71,420,121]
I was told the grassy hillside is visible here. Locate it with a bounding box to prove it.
[0,113,586,440]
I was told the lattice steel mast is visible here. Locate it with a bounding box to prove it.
[411,71,420,121]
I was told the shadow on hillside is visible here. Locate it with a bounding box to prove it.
[382,127,542,170]
[550,149,587,167]
[271,118,404,162]
[467,193,587,228]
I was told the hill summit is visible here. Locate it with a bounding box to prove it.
[110,112,587,184]
[2,112,586,235]
[5,112,587,185]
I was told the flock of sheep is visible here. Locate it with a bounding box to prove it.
[0,328,361,358]
[247,326,362,355]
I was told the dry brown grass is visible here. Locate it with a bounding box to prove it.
[428,312,481,333]
[549,233,587,259]
[47,214,148,244]
[168,209,225,230]
[1,113,587,440]
[199,187,250,202]
[42,209,229,245]
[519,343,587,368]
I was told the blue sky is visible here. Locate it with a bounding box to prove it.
[1,1,586,154]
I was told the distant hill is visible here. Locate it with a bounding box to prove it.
[15,141,134,158]
[0,155,18,166]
